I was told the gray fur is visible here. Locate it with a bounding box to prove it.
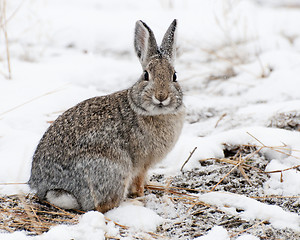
[29,19,185,212]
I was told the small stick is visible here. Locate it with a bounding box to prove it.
[264,164,300,174]
[247,132,300,160]
[145,184,196,197]
[230,220,266,238]
[0,84,69,117]
[238,165,252,186]
[210,154,243,192]
[199,157,264,173]
[180,147,197,172]
[147,231,170,239]
[251,195,300,199]
[1,0,12,79]
[18,195,43,235]
[105,216,129,229]
[0,182,27,185]
[215,113,227,128]
[246,132,266,146]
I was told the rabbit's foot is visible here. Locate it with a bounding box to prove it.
[129,174,146,198]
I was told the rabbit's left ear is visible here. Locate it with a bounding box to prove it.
[160,19,177,65]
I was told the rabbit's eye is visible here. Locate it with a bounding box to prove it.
[173,72,177,82]
[143,71,149,81]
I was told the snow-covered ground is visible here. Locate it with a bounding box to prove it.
[1,0,300,239]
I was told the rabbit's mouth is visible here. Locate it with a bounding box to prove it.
[142,96,178,115]
[152,95,171,107]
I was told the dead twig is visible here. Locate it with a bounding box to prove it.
[264,164,300,174]
[246,132,300,175]
[0,84,69,117]
[1,0,12,79]
[230,219,267,238]
[215,113,227,128]
[238,165,252,186]
[251,195,300,199]
[180,147,198,172]
[210,154,243,191]
[0,182,27,185]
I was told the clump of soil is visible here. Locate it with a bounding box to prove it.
[269,111,300,131]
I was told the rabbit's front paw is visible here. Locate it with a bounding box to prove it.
[129,173,146,198]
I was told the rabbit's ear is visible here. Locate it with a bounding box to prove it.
[134,20,159,68]
[160,19,177,65]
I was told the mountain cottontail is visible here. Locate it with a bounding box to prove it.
[29,19,185,212]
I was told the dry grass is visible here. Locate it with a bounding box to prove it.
[0,194,80,235]
[0,194,168,239]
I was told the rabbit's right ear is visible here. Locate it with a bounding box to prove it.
[134,20,159,69]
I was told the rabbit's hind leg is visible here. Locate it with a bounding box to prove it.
[95,173,132,213]
[95,198,120,213]
[45,189,80,210]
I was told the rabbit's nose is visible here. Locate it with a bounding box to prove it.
[155,92,169,102]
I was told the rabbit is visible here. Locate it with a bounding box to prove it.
[28,19,185,213]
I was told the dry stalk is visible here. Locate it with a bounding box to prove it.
[230,219,267,238]
[0,84,69,117]
[18,194,43,235]
[215,113,227,128]
[105,216,129,229]
[251,195,300,199]
[145,184,203,197]
[41,199,78,217]
[146,183,223,215]
[238,164,252,186]
[0,0,12,79]
[204,157,261,172]
[210,154,243,192]
[180,37,259,79]
[0,182,27,185]
[255,52,272,78]
[199,46,258,78]
[146,231,170,239]
[0,195,80,235]
[180,146,198,172]
[0,0,25,29]
[246,132,300,173]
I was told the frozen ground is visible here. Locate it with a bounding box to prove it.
[0,0,300,239]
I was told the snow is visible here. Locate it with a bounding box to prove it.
[194,226,230,240]
[0,211,107,240]
[194,226,260,240]
[105,202,165,232]
[198,192,300,231]
[1,0,300,239]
